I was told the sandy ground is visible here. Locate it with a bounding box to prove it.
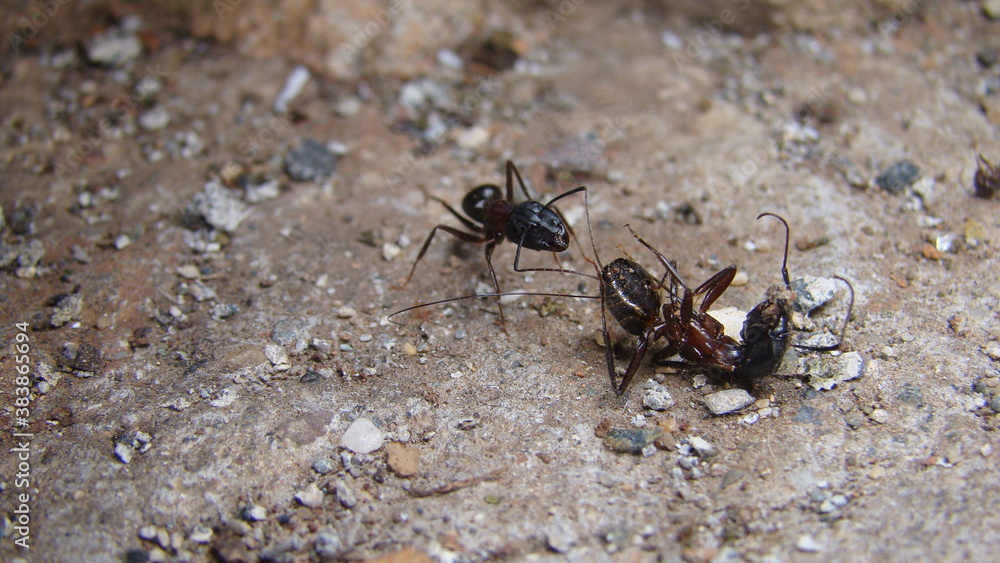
[2,1,1000,561]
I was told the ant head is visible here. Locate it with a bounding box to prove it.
[506,202,569,252]
[462,184,503,223]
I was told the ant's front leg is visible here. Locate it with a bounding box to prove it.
[691,265,737,315]
[483,240,508,331]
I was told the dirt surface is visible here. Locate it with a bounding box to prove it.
[2,1,1000,562]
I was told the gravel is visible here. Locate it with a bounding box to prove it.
[876,160,920,194]
[285,139,339,182]
[703,389,755,415]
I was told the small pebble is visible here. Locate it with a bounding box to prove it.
[335,480,357,508]
[545,521,576,554]
[242,505,267,522]
[139,525,159,541]
[274,65,311,113]
[177,264,200,279]
[403,342,418,356]
[454,329,467,340]
[139,106,170,131]
[986,0,1000,20]
[869,408,890,424]
[791,277,837,312]
[295,483,324,508]
[263,344,290,367]
[876,160,920,194]
[335,96,362,117]
[881,346,895,358]
[114,234,133,249]
[844,411,866,429]
[602,427,663,454]
[685,436,717,458]
[382,242,402,261]
[358,334,373,343]
[990,395,1000,413]
[86,28,142,66]
[312,457,335,474]
[985,343,1000,361]
[285,139,338,182]
[795,535,822,553]
[115,442,134,464]
[337,306,357,319]
[642,382,675,411]
[730,271,749,287]
[189,524,213,544]
[900,332,916,342]
[703,389,755,415]
[340,418,385,454]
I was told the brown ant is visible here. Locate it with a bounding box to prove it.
[546,208,852,396]
[397,160,586,329]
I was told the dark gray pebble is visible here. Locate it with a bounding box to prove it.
[285,140,338,182]
[876,160,920,194]
[990,395,1000,413]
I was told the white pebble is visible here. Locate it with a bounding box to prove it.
[340,418,385,454]
[295,483,324,508]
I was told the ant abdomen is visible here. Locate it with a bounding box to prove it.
[603,258,661,337]
[461,184,503,222]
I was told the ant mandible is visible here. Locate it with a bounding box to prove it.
[397,160,586,329]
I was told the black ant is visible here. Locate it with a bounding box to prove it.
[597,213,854,394]
[397,160,586,329]
[391,192,853,398]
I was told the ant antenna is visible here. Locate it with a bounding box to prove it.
[622,223,690,292]
[756,212,790,289]
[832,275,854,343]
[387,290,599,327]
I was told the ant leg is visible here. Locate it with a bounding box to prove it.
[615,332,652,396]
[599,288,619,394]
[399,225,486,287]
[483,240,507,331]
[511,230,598,280]
[420,189,481,233]
[692,266,737,315]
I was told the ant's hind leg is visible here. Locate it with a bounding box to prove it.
[396,225,485,288]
